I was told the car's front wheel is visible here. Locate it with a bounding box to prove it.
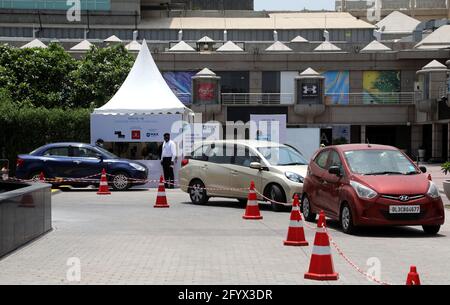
[111,172,130,191]
[340,203,356,234]
[301,195,316,222]
[188,180,209,204]
[267,184,286,212]
[422,225,440,235]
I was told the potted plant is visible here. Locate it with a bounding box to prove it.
[442,162,450,200]
[418,145,426,162]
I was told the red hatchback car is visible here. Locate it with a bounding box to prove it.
[302,144,445,235]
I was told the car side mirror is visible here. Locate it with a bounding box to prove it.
[328,166,342,177]
[419,166,427,173]
[250,162,262,170]
[96,154,104,161]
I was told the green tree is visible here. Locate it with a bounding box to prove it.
[0,43,78,108]
[69,44,134,108]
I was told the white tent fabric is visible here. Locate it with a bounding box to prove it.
[360,40,392,52]
[21,39,47,49]
[265,41,292,52]
[70,40,93,51]
[94,39,190,115]
[216,41,244,52]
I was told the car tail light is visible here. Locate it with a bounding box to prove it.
[16,158,24,168]
[181,159,189,167]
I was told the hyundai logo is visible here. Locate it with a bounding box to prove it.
[399,195,410,202]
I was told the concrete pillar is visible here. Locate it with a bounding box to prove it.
[361,125,366,144]
[249,71,262,94]
[432,123,443,161]
[448,123,450,161]
[411,125,423,160]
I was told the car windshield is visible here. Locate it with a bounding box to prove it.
[95,146,119,159]
[344,149,419,175]
[257,146,308,166]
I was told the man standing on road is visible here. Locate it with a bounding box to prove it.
[161,133,177,189]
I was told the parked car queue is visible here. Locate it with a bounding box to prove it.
[15,141,445,234]
[179,141,445,235]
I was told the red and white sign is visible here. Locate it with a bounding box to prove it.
[131,130,141,140]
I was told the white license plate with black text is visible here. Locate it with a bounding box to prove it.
[389,205,420,214]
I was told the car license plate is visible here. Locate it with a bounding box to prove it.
[389,205,420,214]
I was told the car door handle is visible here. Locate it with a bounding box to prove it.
[231,170,239,175]
[73,161,81,164]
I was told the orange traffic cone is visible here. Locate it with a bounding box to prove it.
[284,194,308,246]
[97,168,111,195]
[243,181,262,220]
[39,171,45,183]
[406,266,421,285]
[154,175,170,208]
[304,211,339,281]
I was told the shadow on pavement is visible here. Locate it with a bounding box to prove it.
[309,219,446,238]
[179,200,291,212]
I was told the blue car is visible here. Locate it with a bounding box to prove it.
[15,143,148,190]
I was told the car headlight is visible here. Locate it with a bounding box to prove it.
[285,171,304,183]
[427,181,441,199]
[350,180,377,199]
[130,163,146,171]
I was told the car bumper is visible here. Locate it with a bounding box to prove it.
[283,182,304,205]
[353,196,445,226]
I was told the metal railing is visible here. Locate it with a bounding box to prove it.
[220,92,416,105]
[221,93,294,105]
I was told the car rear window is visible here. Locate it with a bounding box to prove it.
[43,147,69,157]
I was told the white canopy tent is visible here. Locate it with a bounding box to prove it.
[91,39,192,187]
[94,39,190,115]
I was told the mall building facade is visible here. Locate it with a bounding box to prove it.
[1,1,450,161]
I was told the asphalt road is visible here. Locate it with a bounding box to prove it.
[0,189,448,285]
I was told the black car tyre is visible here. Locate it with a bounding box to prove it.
[267,184,285,212]
[422,225,440,235]
[111,171,130,191]
[188,180,209,204]
[301,195,317,222]
[340,203,356,235]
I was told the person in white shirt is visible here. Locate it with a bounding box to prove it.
[160,133,177,188]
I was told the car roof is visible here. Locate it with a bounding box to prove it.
[329,144,399,152]
[41,142,93,148]
[199,140,285,148]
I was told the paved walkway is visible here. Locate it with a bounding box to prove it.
[0,189,449,285]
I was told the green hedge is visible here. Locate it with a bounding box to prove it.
[0,92,91,175]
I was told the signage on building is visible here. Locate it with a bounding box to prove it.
[90,114,182,143]
[196,82,218,104]
[301,83,318,98]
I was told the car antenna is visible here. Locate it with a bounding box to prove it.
[366,138,371,148]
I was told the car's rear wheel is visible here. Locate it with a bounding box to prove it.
[267,184,286,212]
[111,172,130,191]
[422,225,440,235]
[301,195,316,222]
[188,180,209,205]
[340,203,356,234]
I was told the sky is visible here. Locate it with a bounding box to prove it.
[254,0,335,11]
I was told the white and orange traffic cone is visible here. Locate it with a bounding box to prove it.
[243,181,263,220]
[284,194,308,246]
[154,175,170,208]
[304,211,339,281]
[97,168,111,195]
[406,266,421,285]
